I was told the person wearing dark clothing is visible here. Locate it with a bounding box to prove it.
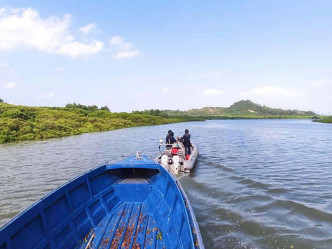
[181,129,191,155]
[166,130,176,149]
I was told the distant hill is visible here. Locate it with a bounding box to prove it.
[163,100,315,117]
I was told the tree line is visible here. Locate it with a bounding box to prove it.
[0,101,189,144]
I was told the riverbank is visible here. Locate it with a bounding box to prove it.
[0,103,201,144]
[179,115,315,120]
[313,116,332,123]
[0,102,316,144]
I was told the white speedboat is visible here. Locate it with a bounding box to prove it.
[157,139,199,174]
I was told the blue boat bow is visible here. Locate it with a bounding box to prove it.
[0,155,204,249]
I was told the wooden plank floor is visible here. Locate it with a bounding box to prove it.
[83,202,164,249]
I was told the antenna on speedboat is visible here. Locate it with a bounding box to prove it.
[158,139,164,157]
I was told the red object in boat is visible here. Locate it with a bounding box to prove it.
[185,154,190,160]
[171,148,179,154]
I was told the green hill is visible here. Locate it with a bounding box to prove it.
[163,100,315,118]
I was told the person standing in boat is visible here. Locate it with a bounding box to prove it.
[181,129,192,155]
[166,130,176,149]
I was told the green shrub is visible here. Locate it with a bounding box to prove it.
[0,103,189,144]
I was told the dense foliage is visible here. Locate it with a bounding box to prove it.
[65,103,108,111]
[314,116,332,123]
[0,99,317,144]
[132,109,169,118]
[0,103,193,144]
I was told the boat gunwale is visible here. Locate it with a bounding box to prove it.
[0,155,205,249]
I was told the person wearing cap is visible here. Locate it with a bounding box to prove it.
[181,129,192,155]
[166,130,176,149]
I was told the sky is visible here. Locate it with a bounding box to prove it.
[0,0,331,114]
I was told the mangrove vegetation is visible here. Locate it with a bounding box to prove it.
[0,102,199,144]
[0,99,318,144]
[314,116,332,124]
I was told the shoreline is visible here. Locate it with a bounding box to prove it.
[1,117,316,145]
[0,102,318,144]
[312,116,332,124]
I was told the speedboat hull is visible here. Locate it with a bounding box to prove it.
[182,144,199,170]
[0,155,204,249]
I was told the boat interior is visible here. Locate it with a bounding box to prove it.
[0,162,199,249]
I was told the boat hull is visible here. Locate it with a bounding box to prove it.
[183,144,199,170]
[158,143,199,174]
[0,155,204,249]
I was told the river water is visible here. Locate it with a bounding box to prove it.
[0,119,331,249]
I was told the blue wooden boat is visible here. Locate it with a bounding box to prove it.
[0,155,204,249]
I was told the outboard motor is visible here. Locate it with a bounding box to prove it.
[161,155,168,168]
[173,155,180,174]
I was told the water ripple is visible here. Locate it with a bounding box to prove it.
[1,119,332,248]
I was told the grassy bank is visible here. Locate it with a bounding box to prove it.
[166,115,315,120]
[0,103,201,144]
[314,116,332,123]
[0,100,317,144]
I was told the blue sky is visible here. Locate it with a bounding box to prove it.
[0,0,331,114]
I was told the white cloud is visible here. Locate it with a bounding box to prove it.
[162,88,168,92]
[204,88,224,96]
[79,23,96,35]
[57,40,103,57]
[311,79,332,87]
[110,36,139,59]
[2,81,17,89]
[39,93,54,99]
[0,8,104,57]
